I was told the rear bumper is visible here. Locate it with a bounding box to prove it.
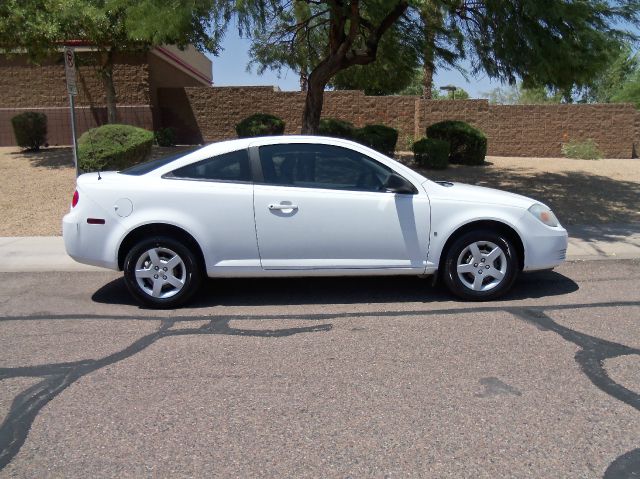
[63,212,119,270]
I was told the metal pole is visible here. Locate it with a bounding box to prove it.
[69,93,79,177]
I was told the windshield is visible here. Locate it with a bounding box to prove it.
[119,148,199,176]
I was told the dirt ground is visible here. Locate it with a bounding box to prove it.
[1,146,638,236]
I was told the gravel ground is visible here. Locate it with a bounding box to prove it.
[1,146,638,236]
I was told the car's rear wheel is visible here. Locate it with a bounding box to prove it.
[442,229,518,301]
[123,236,202,308]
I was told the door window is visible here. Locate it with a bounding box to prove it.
[258,144,396,192]
[167,149,251,182]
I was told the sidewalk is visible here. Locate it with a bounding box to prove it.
[0,224,638,273]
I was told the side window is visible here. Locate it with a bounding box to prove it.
[258,144,395,192]
[168,149,251,182]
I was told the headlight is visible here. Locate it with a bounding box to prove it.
[528,204,560,227]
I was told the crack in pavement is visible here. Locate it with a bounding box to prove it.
[512,309,640,478]
[0,317,332,469]
[0,301,638,475]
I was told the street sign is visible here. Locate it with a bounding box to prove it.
[64,47,78,96]
[64,46,79,176]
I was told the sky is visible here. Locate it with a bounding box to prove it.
[207,30,502,98]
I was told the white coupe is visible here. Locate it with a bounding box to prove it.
[63,136,568,308]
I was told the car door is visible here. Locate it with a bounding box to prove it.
[252,142,430,271]
[161,148,260,271]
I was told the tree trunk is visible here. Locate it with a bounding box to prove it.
[422,61,434,99]
[301,73,326,134]
[421,5,439,99]
[300,71,308,92]
[100,49,118,124]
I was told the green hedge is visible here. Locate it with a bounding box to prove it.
[318,118,356,139]
[78,124,154,172]
[353,124,398,156]
[154,127,176,147]
[236,113,285,138]
[426,120,487,165]
[412,138,450,169]
[11,112,47,151]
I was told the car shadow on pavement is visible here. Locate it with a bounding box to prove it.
[91,270,579,308]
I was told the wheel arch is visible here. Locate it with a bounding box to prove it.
[117,223,206,272]
[437,219,525,273]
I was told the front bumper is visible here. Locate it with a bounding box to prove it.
[522,225,568,271]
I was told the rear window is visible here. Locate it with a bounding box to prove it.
[119,148,199,176]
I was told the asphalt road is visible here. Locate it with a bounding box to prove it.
[0,259,639,478]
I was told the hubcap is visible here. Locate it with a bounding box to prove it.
[134,247,186,299]
[456,241,507,292]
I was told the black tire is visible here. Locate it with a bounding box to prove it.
[442,229,519,301]
[123,235,202,308]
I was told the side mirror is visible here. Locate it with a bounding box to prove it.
[384,174,416,194]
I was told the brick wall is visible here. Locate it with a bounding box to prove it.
[0,52,150,108]
[184,86,640,158]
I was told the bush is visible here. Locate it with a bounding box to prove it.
[318,118,356,139]
[235,113,285,138]
[412,138,450,169]
[353,124,399,156]
[426,120,487,165]
[561,138,602,160]
[11,112,47,151]
[154,127,176,147]
[78,124,154,172]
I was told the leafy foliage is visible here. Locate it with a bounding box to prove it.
[426,121,487,166]
[154,127,176,147]
[318,118,356,139]
[412,137,449,169]
[484,83,565,104]
[561,139,603,160]
[11,112,47,151]
[235,113,285,138]
[78,124,153,172]
[353,125,399,156]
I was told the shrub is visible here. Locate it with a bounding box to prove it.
[426,120,487,165]
[78,124,154,172]
[154,127,176,147]
[318,118,356,139]
[11,112,47,151]
[412,138,450,169]
[353,124,399,156]
[235,113,285,138]
[561,138,602,160]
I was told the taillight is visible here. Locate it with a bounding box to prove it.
[72,190,79,208]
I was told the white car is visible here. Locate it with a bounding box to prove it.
[63,136,568,308]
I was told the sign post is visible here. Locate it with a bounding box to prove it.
[64,47,79,177]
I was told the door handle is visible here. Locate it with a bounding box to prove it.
[268,203,298,211]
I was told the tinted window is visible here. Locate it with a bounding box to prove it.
[258,144,394,192]
[168,149,251,182]
[119,148,199,176]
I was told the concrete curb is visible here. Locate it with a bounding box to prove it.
[0,223,639,273]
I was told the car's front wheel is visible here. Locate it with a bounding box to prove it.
[442,229,519,301]
[123,236,202,308]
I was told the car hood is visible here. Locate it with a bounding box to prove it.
[423,180,541,209]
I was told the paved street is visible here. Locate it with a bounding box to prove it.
[0,259,639,478]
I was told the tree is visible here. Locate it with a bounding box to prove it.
[484,84,564,104]
[328,22,421,95]
[245,0,637,134]
[0,0,221,123]
[580,46,640,105]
